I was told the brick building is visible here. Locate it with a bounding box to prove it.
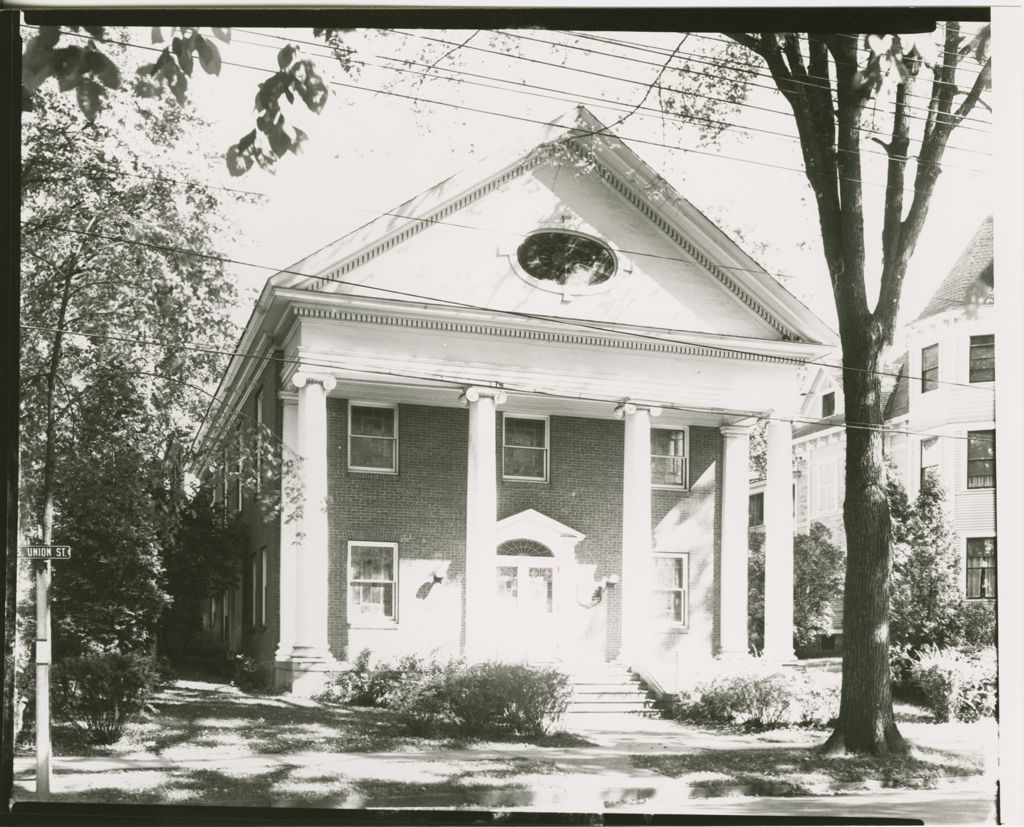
[786,216,996,653]
[193,107,835,693]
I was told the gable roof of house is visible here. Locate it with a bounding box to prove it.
[915,216,994,322]
[264,105,837,346]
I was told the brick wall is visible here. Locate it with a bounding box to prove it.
[245,399,724,670]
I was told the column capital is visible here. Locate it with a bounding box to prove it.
[614,400,662,419]
[460,386,507,406]
[292,372,337,392]
[720,419,757,438]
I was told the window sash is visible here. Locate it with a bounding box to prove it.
[254,389,263,495]
[921,344,939,392]
[969,335,995,383]
[349,544,397,621]
[749,492,765,527]
[652,555,688,626]
[966,538,997,599]
[967,431,995,488]
[650,429,688,487]
[920,437,939,482]
[503,417,548,480]
[821,392,835,418]
[812,459,838,514]
[349,405,398,471]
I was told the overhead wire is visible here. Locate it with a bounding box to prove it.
[21,323,992,456]
[225,27,990,171]
[489,27,991,126]
[22,24,992,199]
[21,220,995,395]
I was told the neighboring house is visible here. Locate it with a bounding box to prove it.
[192,106,836,694]
[788,217,996,654]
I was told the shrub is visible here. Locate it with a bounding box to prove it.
[910,645,996,723]
[671,665,839,730]
[228,654,271,693]
[957,601,996,648]
[445,662,571,737]
[52,652,159,744]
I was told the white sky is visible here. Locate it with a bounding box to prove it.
[169,26,993,336]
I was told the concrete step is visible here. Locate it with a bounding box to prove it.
[567,700,659,714]
[570,681,646,693]
[571,690,651,702]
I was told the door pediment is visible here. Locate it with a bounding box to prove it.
[495,509,585,556]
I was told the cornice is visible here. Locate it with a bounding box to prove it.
[290,302,798,364]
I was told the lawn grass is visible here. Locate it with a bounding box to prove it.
[12,677,991,809]
[631,743,985,796]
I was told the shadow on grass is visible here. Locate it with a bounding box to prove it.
[632,744,983,796]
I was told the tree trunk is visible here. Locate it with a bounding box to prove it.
[824,335,907,756]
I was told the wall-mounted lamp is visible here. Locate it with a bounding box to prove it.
[431,570,445,584]
[604,574,620,588]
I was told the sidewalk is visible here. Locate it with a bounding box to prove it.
[12,712,997,814]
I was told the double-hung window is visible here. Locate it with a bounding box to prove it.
[254,388,264,496]
[348,403,398,473]
[811,456,839,514]
[967,430,995,489]
[920,437,939,484]
[348,542,398,623]
[821,392,836,418]
[250,546,267,628]
[236,421,243,512]
[651,428,688,488]
[966,538,996,599]
[652,553,689,626]
[969,335,995,383]
[503,415,548,481]
[749,492,765,527]
[921,344,939,393]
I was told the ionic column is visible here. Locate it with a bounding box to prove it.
[460,386,506,661]
[719,423,752,657]
[763,418,795,661]
[274,396,298,669]
[614,400,661,663]
[289,372,336,676]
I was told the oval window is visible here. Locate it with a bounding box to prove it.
[516,231,617,289]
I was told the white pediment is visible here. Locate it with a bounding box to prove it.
[269,107,836,348]
[496,509,585,549]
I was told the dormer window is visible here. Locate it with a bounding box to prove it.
[821,392,835,418]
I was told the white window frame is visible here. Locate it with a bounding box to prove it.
[347,541,399,625]
[821,391,836,418]
[254,387,264,496]
[260,546,267,628]
[966,429,996,490]
[236,421,244,512]
[348,402,399,474]
[921,343,939,393]
[502,414,549,482]
[651,426,689,490]
[964,536,997,600]
[250,553,258,627]
[652,552,690,628]
[810,455,840,516]
[920,436,940,485]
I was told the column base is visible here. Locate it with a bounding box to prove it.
[716,649,752,662]
[762,647,797,663]
[274,653,336,696]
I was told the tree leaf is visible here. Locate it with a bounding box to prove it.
[172,36,193,77]
[54,47,86,92]
[82,26,105,39]
[86,47,121,89]
[211,27,231,44]
[195,35,221,76]
[75,77,102,120]
[134,75,162,98]
[22,36,56,93]
[266,122,290,157]
[277,43,297,70]
[167,64,188,105]
[151,27,165,44]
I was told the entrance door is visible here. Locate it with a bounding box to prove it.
[494,555,558,663]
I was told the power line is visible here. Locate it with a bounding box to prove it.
[22,220,995,395]
[387,27,992,134]
[492,27,991,127]
[225,28,989,172]
[23,25,992,199]
[21,322,992,449]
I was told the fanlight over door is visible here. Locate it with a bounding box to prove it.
[495,539,558,663]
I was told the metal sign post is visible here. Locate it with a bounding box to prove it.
[19,545,72,798]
